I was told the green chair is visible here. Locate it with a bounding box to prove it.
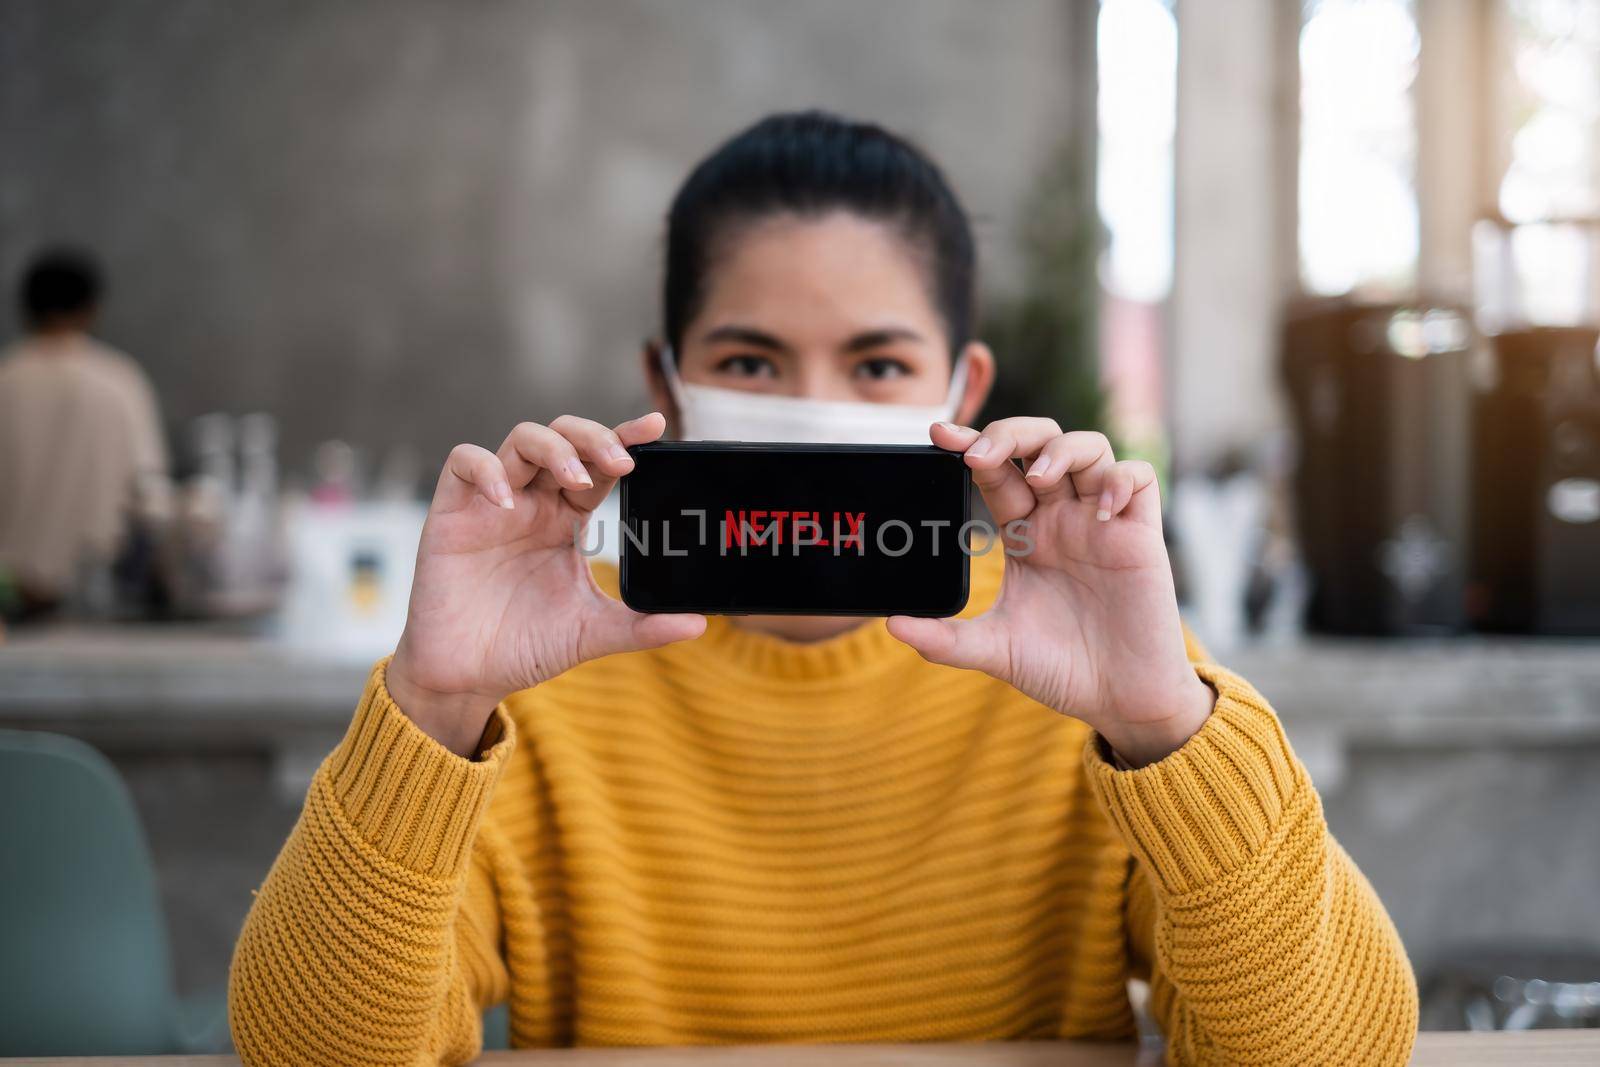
[0,729,227,1055]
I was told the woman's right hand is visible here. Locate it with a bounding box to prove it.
[386,412,706,755]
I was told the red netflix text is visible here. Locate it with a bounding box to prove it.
[723,510,865,550]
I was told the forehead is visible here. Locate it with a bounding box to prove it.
[692,211,943,341]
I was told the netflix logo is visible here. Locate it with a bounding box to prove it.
[723,510,866,550]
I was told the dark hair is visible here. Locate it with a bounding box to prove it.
[664,110,976,356]
[20,248,103,328]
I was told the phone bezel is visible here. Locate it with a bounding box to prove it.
[618,441,972,617]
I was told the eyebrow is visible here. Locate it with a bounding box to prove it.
[843,327,926,351]
[700,324,927,352]
[701,325,787,351]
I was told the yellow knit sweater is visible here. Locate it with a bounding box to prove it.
[229,551,1417,1065]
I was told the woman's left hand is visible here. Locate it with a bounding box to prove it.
[886,418,1215,767]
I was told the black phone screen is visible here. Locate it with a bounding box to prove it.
[618,442,971,616]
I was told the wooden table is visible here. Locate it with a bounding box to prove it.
[7,1031,1600,1066]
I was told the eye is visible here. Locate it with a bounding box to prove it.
[713,354,779,379]
[853,357,913,381]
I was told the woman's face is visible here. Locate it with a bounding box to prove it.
[647,210,992,424]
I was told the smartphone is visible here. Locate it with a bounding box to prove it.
[618,442,971,616]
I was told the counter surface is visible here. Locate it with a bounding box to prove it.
[7,1030,1600,1066]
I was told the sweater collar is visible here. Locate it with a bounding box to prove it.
[694,613,913,682]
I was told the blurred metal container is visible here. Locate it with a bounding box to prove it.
[1470,219,1600,634]
[1282,299,1472,635]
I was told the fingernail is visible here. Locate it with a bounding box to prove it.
[1096,509,1111,522]
[606,444,629,464]
[936,421,961,434]
[567,459,593,487]
[1027,455,1051,478]
[967,436,993,458]
[493,481,515,509]
[1096,490,1112,522]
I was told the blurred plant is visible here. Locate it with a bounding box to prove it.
[977,142,1107,436]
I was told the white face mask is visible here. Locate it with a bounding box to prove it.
[657,345,968,445]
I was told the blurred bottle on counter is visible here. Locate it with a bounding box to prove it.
[308,439,359,506]
[163,412,288,619]
[229,412,288,611]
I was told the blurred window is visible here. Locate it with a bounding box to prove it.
[1491,1,1600,326]
[1499,0,1600,223]
[1097,0,1176,454]
[1298,0,1420,297]
[1098,0,1176,304]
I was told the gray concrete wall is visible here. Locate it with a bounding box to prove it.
[0,0,1089,479]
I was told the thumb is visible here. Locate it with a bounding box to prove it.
[579,600,707,662]
[886,614,1009,676]
[630,610,708,651]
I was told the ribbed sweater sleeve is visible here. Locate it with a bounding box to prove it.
[1086,661,1419,1066]
[228,660,516,1067]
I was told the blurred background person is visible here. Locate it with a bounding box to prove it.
[0,248,169,620]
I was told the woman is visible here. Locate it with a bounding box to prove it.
[230,112,1417,1065]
